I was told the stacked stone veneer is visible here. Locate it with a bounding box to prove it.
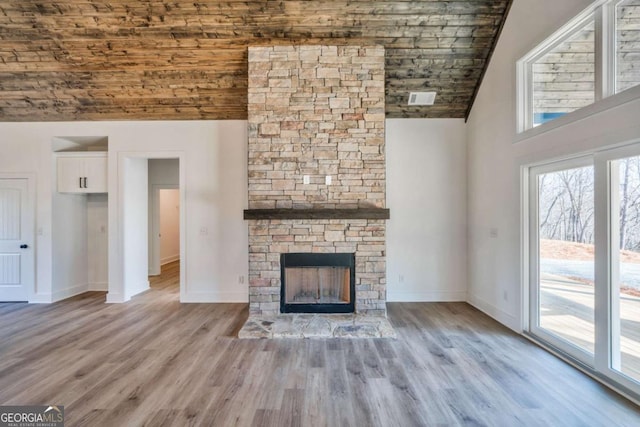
[247,45,386,316]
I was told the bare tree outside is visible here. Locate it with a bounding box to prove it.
[539,166,595,244]
[615,155,640,382]
[619,156,640,252]
[539,157,640,253]
[537,165,595,354]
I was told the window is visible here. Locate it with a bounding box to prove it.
[616,0,640,93]
[532,20,595,126]
[518,0,640,132]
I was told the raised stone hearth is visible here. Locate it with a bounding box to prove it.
[243,44,391,336]
[238,313,396,339]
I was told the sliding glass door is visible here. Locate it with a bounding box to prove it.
[529,142,640,396]
[530,158,595,364]
[596,145,640,392]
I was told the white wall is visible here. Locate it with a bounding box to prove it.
[1,117,471,306]
[386,119,468,301]
[107,121,248,303]
[0,120,248,303]
[48,152,108,300]
[159,189,180,265]
[87,193,108,290]
[149,159,179,185]
[51,191,88,301]
[122,157,149,300]
[466,0,640,331]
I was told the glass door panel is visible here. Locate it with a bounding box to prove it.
[611,155,640,383]
[536,164,595,356]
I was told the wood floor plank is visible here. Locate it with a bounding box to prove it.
[278,388,303,427]
[0,262,638,426]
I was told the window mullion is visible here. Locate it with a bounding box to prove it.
[595,6,604,101]
[594,154,612,373]
[600,1,617,98]
[528,170,539,331]
[609,159,622,371]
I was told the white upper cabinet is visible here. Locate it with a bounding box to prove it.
[57,152,108,193]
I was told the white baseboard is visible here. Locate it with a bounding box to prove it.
[125,280,150,300]
[161,254,180,266]
[29,293,52,304]
[181,291,248,303]
[88,282,108,291]
[52,283,88,302]
[106,292,126,303]
[387,290,467,302]
[467,293,521,332]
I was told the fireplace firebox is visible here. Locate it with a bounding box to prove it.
[280,253,355,313]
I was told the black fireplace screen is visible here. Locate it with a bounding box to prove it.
[280,253,355,313]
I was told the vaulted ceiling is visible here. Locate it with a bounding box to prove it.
[0,1,512,121]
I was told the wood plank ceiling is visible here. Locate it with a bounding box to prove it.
[0,1,512,121]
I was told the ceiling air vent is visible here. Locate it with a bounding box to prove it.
[408,91,436,106]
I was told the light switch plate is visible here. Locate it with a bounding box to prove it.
[303,175,310,185]
[325,175,332,185]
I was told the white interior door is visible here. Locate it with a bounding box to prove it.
[0,179,33,301]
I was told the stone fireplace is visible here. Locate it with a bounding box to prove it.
[240,45,393,338]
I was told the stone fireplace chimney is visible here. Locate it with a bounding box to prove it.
[245,45,388,318]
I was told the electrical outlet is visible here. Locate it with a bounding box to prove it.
[325,175,332,185]
[503,290,508,301]
[239,275,245,284]
[303,175,310,185]
[200,227,208,236]
[490,228,498,238]
[399,274,404,283]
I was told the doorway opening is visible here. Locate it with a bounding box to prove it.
[148,160,180,298]
[117,155,184,302]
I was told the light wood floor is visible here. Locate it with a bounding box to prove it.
[0,263,639,426]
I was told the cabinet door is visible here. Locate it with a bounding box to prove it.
[57,157,84,193]
[82,157,108,193]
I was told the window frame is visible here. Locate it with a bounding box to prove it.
[516,0,639,137]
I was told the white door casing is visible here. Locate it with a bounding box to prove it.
[0,178,34,301]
